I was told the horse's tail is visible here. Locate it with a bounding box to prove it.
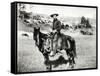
[71,38,77,57]
[67,36,77,58]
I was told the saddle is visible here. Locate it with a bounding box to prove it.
[49,31,63,56]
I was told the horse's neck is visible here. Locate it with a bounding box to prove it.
[39,32,42,38]
[38,32,44,40]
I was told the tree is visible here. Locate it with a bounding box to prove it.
[86,19,92,28]
[18,3,26,20]
[81,16,86,25]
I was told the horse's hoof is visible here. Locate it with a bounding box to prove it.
[46,67,51,71]
[46,67,49,69]
[71,65,74,69]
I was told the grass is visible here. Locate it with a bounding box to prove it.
[17,20,96,72]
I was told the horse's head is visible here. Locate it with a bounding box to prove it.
[42,37,51,54]
[33,27,40,46]
[33,27,52,55]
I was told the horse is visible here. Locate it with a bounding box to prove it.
[33,27,77,70]
[45,32,77,68]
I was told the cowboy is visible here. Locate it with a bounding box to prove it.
[49,13,62,56]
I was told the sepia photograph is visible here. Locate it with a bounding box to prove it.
[16,2,97,73]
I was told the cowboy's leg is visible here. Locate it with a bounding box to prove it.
[49,33,54,56]
[56,31,61,49]
[53,33,59,53]
[49,33,57,56]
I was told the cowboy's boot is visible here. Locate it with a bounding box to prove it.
[49,41,57,57]
[49,38,56,57]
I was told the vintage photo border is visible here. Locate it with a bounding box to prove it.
[11,1,98,74]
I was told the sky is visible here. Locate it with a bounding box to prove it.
[21,4,96,19]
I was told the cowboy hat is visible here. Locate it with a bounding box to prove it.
[50,13,59,17]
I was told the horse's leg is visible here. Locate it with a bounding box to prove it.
[45,58,52,71]
[65,49,71,69]
[71,51,76,64]
[68,38,76,69]
[70,51,76,68]
[47,56,52,71]
[70,57,75,68]
[65,48,75,69]
[70,39,76,68]
[48,63,52,71]
[44,54,52,71]
[69,53,75,69]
